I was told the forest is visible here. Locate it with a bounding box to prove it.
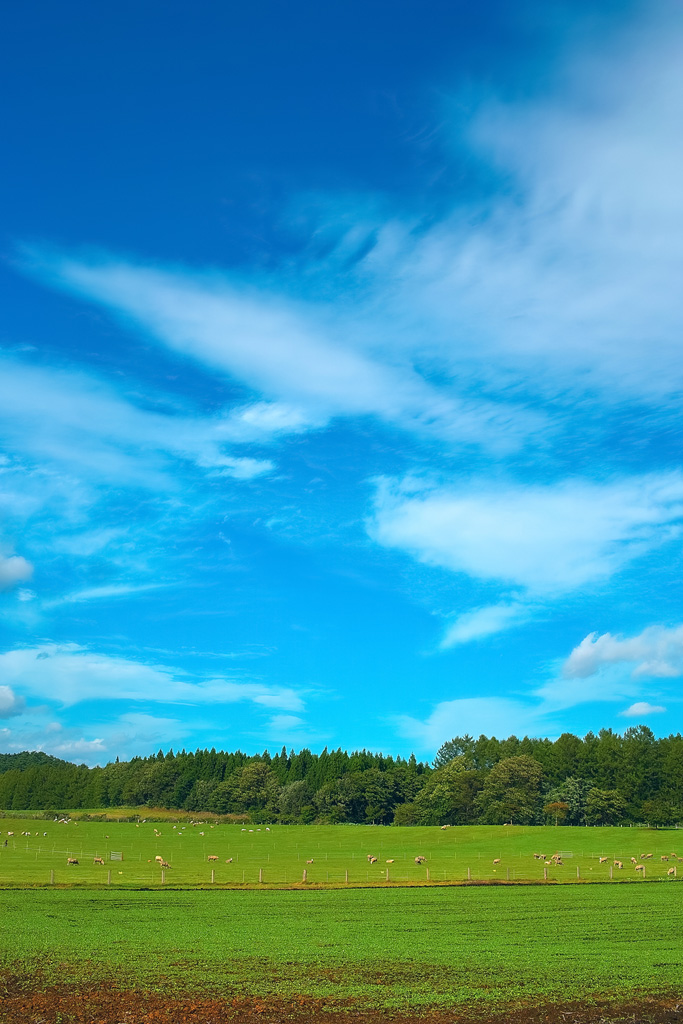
[0,726,681,826]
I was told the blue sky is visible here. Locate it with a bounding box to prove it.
[2,0,683,765]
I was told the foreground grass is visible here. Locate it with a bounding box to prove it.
[1,885,682,1011]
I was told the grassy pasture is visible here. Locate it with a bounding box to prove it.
[1,884,682,1011]
[0,817,681,886]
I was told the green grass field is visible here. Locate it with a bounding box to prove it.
[1,884,682,1011]
[0,816,681,886]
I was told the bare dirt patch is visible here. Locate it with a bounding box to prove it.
[1,976,682,1024]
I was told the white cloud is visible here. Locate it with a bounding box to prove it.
[620,701,667,717]
[267,715,305,731]
[24,252,541,454]
[564,624,683,679]
[51,737,107,756]
[371,473,683,596]
[0,685,25,718]
[395,696,552,749]
[0,554,33,591]
[440,601,531,647]
[0,356,273,490]
[42,583,167,609]
[0,643,305,712]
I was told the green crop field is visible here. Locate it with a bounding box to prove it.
[0,816,681,886]
[1,884,682,1012]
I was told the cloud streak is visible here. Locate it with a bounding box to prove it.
[371,473,683,596]
[0,643,306,712]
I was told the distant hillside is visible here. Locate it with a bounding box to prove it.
[0,751,73,774]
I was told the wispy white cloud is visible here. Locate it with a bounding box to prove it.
[371,473,683,596]
[0,643,306,712]
[564,624,683,679]
[0,356,274,490]
[440,601,532,648]
[42,582,167,609]
[21,251,543,454]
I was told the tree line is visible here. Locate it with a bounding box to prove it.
[0,726,681,825]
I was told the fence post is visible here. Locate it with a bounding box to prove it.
[302,868,307,882]
[211,869,215,884]
[345,869,348,883]
[577,866,580,879]
[544,867,548,880]
[386,867,389,882]
[161,869,165,884]
[426,867,430,881]
[609,866,612,880]
[467,867,471,881]
[259,868,263,883]
[50,869,54,885]
[506,868,509,881]
[107,869,111,885]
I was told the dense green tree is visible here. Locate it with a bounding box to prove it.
[584,787,627,825]
[475,755,544,825]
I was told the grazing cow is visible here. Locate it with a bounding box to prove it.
[386,859,394,863]
[414,856,426,864]
[208,855,219,861]
[599,857,609,864]
[661,856,669,862]
[493,858,500,864]
[667,867,676,876]
[366,854,375,862]
[635,864,645,873]
[306,858,314,864]
[631,857,638,864]
[93,857,105,865]
[67,858,78,865]
[161,861,171,869]
[155,855,164,863]
[440,825,449,830]
[614,861,623,869]
[226,858,233,863]
[369,856,378,864]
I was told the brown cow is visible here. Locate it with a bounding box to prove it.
[668,867,676,876]
[208,855,219,861]
[93,857,105,865]
[225,857,233,863]
[306,858,314,864]
[67,858,78,865]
